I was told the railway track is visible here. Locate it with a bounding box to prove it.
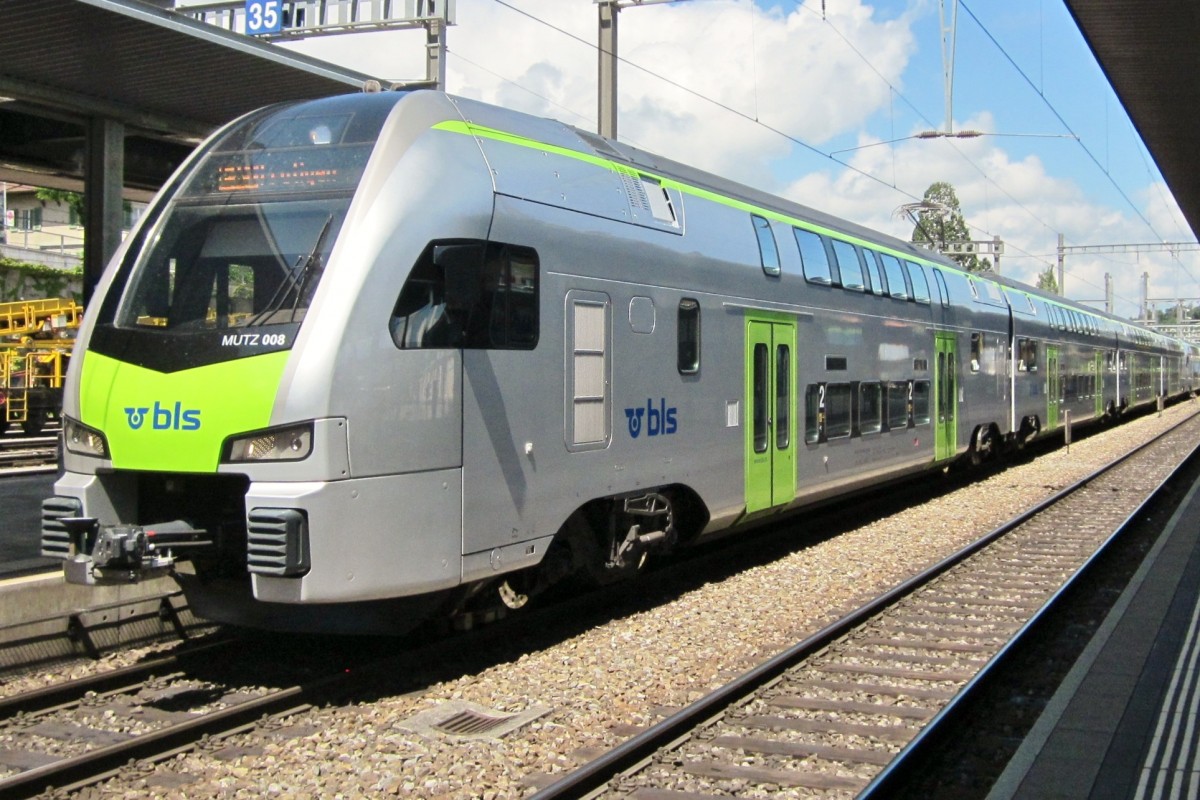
[530,409,1200,799]
[0,435,56,472]
[0,634,353,799]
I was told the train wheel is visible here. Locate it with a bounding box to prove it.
[968,425,996,466]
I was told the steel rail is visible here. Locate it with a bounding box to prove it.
[0,664,347,799]
[858,420,1200,797]
[0,637,235,718]
[529,409,1200,800]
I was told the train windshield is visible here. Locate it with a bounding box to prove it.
[114,93,401,331]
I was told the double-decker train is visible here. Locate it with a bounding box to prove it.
[40,89,1199,633]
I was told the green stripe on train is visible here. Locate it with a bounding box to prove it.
[79,350,290,473]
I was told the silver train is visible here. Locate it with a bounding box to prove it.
[40,89,1199,632]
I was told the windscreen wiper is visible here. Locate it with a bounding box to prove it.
[245,213,334,327]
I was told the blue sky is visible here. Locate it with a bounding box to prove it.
[266,0,1196,318]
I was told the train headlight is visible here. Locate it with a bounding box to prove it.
[223,422,313,463]
[63,417,109,458]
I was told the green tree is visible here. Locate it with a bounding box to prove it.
[1035,266,1059,294]
[35,188,86,225]
[910,181,987,272]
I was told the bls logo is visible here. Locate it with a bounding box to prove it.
[124,401,202,431]
[624,398,678,439]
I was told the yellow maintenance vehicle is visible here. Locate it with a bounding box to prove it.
[0,298,82,435]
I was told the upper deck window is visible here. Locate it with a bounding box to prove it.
[865,251,888,296]
[795,228,833,285]
[879,254,909,300]
[932,268,950,307]
[752,215,781,276]
[831,241,867,292]
[905,261,930,303]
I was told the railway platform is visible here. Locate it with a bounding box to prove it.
[991,472,1200,799]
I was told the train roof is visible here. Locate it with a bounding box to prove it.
[403,91,1189,353]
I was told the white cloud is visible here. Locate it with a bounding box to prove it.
[281,0,915,188]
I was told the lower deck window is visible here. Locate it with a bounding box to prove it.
[1018,339,1038,372]
[805,384,822,444]
[825,383,851,439]
[887,381,909,429]
[859,382,882,435]
[913,380,931,425]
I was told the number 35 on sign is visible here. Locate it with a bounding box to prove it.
[245,0,283,35]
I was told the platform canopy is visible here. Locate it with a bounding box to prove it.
[1065,0,1200,241]
[1,0,378,194]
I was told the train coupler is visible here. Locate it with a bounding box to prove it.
[59,517,212,585]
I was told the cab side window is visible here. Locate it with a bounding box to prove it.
[391,240,539,350]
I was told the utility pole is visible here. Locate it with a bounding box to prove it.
[939,0,958,134]
[598,1,618,139]
[596,0,691,140]
[1057,233,1065,296]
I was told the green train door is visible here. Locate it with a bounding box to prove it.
[934,332,957,461]
[1047,346,1061,429]
[1095,352,1104,418]
[745,316,796,514]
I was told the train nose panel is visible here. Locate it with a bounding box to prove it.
[78,350,290,472]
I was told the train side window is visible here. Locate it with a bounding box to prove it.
[776,343,791,449]
[804,384,822,444]
[826,383,852,439]
[912,380,931,425]
[677,299,701,375]
[859,382,882,435]
[865,251,888,296]
[1018,338,1038,372]
[879,254,909,300]
[932,268,950,307]
[831,240,867,292]
[973,279,999,304]
[886,381,909,429]
[905,261,931,303]
[970,332,982,372]
[391,241,539,350]
[753,343,770,453]
[794,228,833,285]
[752,215,781,277]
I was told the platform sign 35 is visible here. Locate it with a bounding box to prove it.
[245,0,283,35]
